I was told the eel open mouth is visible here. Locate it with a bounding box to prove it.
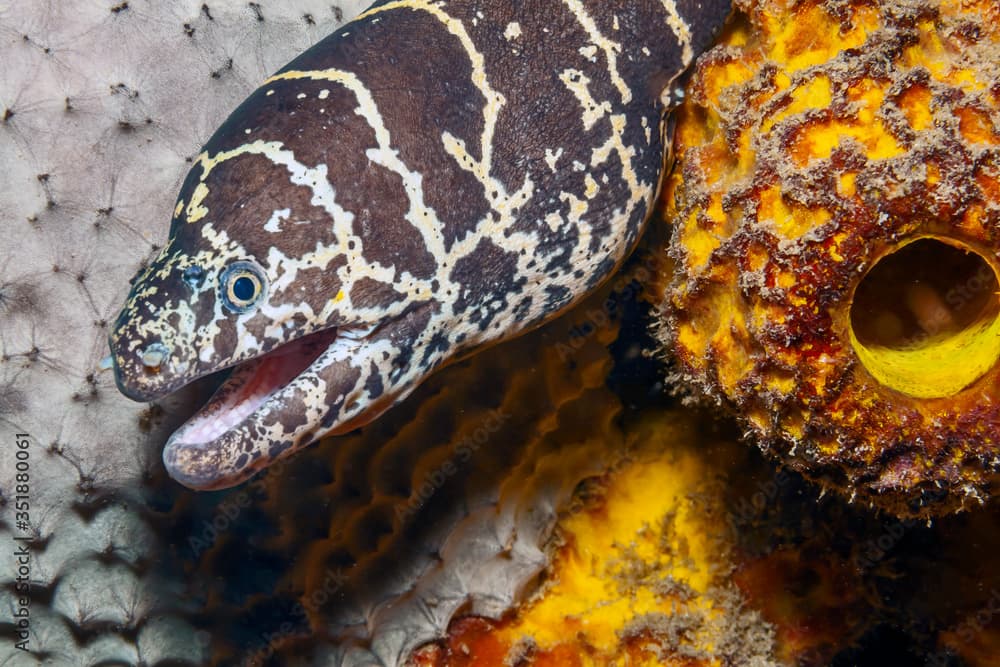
[160,325,373,490]
[168,327,340,448]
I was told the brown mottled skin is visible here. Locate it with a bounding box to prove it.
[109,0,731,489]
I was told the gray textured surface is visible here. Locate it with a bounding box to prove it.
[0,2,367,664]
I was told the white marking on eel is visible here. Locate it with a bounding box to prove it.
[263,208,291,233]
[658,0,695,67]
[559,0,632,105]
[559,68,612,131]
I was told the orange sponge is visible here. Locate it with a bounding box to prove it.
[659,0,1000,517]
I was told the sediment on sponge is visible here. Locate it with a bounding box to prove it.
[656,0,1000,517]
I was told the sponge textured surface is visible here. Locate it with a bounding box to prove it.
[0,3,365,663]
[659,0,1000,517]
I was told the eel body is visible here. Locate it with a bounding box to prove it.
[109,0,731,489]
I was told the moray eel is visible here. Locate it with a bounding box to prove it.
[109,0,731,490]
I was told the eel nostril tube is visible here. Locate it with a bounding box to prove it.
[141,343,170,371]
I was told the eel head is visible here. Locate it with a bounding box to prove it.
[109,139,434,490]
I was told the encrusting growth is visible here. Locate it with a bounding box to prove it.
[658,0,1000,517]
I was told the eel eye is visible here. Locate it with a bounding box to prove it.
[182,265,206,290]
[219,261,267,313]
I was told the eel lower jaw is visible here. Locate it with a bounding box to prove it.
[162,325,371,490]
